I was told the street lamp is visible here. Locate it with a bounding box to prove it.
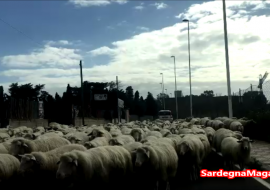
[165,89,167,94]
[183,19,193,118]
[160,73,165,109]
[222,0,233,118]
[171,55,179,119]
[170,93,172,97]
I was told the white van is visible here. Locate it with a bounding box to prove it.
[158,110,173,122]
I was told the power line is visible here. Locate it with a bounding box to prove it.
[0,17,74,60]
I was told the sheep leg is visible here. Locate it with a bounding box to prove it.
[158,180,167,190]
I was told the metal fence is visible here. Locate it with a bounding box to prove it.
[233,80,270,103]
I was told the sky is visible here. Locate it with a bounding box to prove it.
[0,0,269,100]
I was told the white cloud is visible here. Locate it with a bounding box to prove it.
[152,2,168,10]
[1,0,270,100]
[46,40,72,46]
[69,0,127,7]
[134,3,144,10]
[136,26,149,31]
[1,44,82,68]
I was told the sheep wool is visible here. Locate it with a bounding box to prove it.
[84,137,109,149]
[56,146,133,189]
[19,144,87,177]
[0,154,20,181]
[221,137,253,170]
[130,128,144,142]
[9,137,70,157]
[109,135,135,146]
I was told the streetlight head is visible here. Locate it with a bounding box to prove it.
[160,73,163,75]
[171,56,174,58]
[183,19,189,22]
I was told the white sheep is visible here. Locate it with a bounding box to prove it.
[56,146,133,189]
[88,128,112,141]
[212,120,224,130]
[0,133,10,143]
[0,154,20,182]
[65,132,89,145]
[229,121,244,133]
[84,137,109,149]
[144,131,162,138]
[121,127,132,135]
[176,134,204,181]
[135,140,178,190]
[160,129,172,137]
[37,131,64,140]
[190,126,206,135]
[9,137,70,157]
[109,135,135,146]
[19,144,87,182]
[223,118,235,129]
[178,128,194,135]
[203,127,215,146]
[213,128,243,152]
[221,137,253,170]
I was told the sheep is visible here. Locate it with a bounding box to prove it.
[144,131,163,139]
[223,118,235,129]
[200,118,210,126]
[88,128,112,141]
[135,140,178,190]
[160,129,172,137]
[121,127,132,135]
[196,134,211,160]
[84,137,109,149]
[109,135,135,146]
[213,128,243,152]
[178,128,194,135]
[140,136,158,143]
[109,128,122,137]
[65,132,89,145]
[9,137,70,157]
[203,127,215,146]
[19,144,87,182]
[0,133,10,143]
[176,134,204,181]
[33,126,45,133]
[190,118,200,125]
[0,154,20,182]
[190,126,206,135]
[0,138,14,154]
[221,137,253,170]
[206,120,214,127]
[229,121,244,133]
[123,142,143,153]
[37,132,63,140]
[212,120,224,130]
[56,146,133,190]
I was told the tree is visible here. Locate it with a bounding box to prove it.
[157,93,169,110]
[8,83,48,101]
[145,92,158,116]
[126,86,134,113]
[200,90,214,97]
[134,91,140,115]
[138,96,146,117]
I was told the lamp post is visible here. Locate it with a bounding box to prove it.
[171,55,179,119]
[222,0,233,118]
[160,73,165,109]
[183,19,192,118]
[165,89,167,94]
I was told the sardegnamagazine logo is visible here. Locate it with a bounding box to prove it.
[201,169,270,179]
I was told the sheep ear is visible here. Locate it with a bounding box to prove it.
[23,143,28,148]
[142,147,150,158]
[237,140,242,143]
[31,156,36,162]
[72,159,78,167]
[56,161,60,165]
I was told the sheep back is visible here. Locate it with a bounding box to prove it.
[0,154,20,181]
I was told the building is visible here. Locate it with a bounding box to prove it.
[175,90,183,97]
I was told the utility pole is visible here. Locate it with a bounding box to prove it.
[222,0,233,118]
[116,76,120,123]
[79,60,85,126]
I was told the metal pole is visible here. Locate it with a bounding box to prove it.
[222,0,233,118]
[162,74,165,109]
[187,21,192,117]
[116,76,120,123]
[172,56,179,119]
[79,60,85,126]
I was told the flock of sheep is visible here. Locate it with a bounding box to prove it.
[0,116,255,190]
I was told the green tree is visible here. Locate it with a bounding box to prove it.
[126,86,134,113]
[200,90,214,97]
[134,91,140,115]
[138,96,146,117]
[145,92,158,116]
